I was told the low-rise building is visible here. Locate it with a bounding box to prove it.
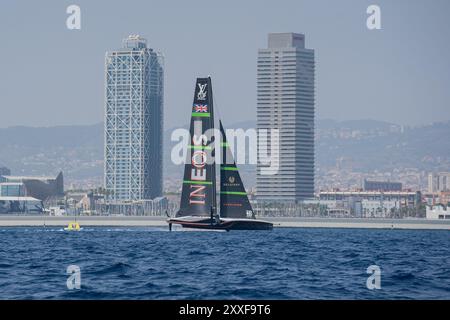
[96,197,169,216]
[426,205,450,219]
[0,172,64,201]
[438,191,450,206]
[0,196,43,214]
[318,190,421,218]
[423,191,450,207]
[0,172,64,214]
[0,182,26,197]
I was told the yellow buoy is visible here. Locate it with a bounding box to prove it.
[64,221,82,231]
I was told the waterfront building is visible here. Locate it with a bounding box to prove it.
[0,172,63,201]
[104,35,164,201]
[0,172,63,214]
[256,33,315,202]
[363,179,402,192]
[439,191,450,206]
[95,197,168,216]
[0,196,43,214]
[65,190,104,214]
[318,190,421,218]
[426,205,450,219]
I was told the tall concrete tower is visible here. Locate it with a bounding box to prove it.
[257,33,315,202]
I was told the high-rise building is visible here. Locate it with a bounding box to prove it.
[257,33,315,202]
[428,172,450,193]
[104,35,164,201]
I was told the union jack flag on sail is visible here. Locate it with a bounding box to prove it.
[193,104,208,113]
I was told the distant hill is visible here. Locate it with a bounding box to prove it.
[316,120,450,171]
[1,120,449,188]
[0,124,103,148]
[0,124,103,181]
[317,119,399,131]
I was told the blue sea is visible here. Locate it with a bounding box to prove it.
[0,227,449,300]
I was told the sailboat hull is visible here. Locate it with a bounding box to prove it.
[167,216,273,231]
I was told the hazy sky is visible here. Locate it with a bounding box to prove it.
[0,0,449,129]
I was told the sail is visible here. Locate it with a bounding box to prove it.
[219,121,254,218]
[177,77,217,217]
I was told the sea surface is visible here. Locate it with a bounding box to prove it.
[0,227,449,300]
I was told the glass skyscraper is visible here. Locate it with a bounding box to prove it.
[104,35,164,201]
[257,33,315,202]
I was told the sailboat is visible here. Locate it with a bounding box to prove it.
[167,77,273,231]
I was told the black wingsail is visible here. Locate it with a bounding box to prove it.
[177,77,217,217]
[219,121,254,218]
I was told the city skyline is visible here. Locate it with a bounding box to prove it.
[1,1,450,304]
[0,4,448,200]
[1,1,450,130]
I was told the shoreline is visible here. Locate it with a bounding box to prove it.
[0,215,449,230]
